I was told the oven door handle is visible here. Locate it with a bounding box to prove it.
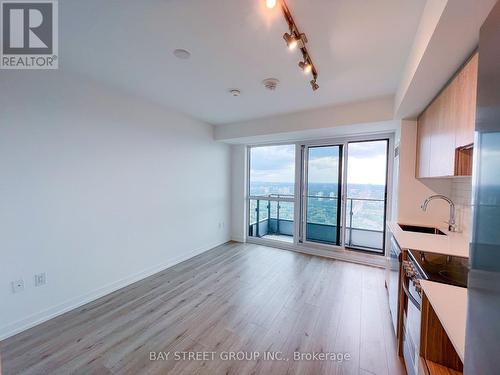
[402,281,421,311]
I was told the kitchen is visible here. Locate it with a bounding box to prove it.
[385,4,500,374]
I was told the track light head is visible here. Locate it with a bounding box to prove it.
[283,32,307,50]
[310,79,319,91]
[283,32,299,50]
[298,61,312,74]
[266,0,277,9]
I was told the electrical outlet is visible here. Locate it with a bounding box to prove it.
[34,272,47,287]
[11,279,24,293]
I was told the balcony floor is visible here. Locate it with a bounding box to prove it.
[262,234,294,243]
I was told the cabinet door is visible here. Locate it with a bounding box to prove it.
[428,96,443,177]
[455,53,478,148]
[430,85,456,177]
[417,108,432,178]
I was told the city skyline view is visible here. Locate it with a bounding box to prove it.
[250,141,388,189]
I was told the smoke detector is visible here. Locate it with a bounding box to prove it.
[262,78,280,91]
[173,49,191,59]
[229,89,241,97]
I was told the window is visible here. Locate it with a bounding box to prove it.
[345,140,388,252]
[249,145,295,197]
[247,137,390,254]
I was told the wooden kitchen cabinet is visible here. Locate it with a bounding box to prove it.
[416,52,478,178]
[454,53,478,148]
[420,291,464,375]
[416,105,432,177]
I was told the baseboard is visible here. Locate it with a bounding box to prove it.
[230,236,245,243]
[0,239,229,341]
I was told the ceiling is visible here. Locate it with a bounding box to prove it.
[61,0,426,125]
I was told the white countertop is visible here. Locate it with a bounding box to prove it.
[420,280,467,362]
[388,221,470,258]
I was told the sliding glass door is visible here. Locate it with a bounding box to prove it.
[247,137,390,254]
[303,145,343,246]
[248,144,296,243]
[344,140,388,253]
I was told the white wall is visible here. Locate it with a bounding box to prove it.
[390,123,402,222]
[215,95,395,143]
[0,72,231,339]
[230,145,247,242]
[395,0,448,116]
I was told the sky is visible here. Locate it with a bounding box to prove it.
[250,141,387,185]
[250,145,295,183]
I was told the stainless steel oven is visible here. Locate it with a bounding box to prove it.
[402,252,423,375]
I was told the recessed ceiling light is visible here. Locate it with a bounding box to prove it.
[173,49,191,60]
[262,78,280,91]
[229,89,241,97]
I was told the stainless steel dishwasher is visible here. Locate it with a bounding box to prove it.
[388,232,401,334]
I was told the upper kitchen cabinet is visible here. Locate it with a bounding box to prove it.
[416,103,432,178]
[455,53,478,148]
[416,53,478,178]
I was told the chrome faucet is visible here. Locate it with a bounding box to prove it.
[421,195,457,232]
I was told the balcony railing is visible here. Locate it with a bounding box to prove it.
[345,197,385,252]
[249,196,385,253]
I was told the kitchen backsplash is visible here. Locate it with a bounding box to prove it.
[451,178,473,237]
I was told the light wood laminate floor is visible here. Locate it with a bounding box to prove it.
[1,242,405,375]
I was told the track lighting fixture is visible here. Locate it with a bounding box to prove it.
[272,0,319,91]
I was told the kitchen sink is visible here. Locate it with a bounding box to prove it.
[398,224,446,236]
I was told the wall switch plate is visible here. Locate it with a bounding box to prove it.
[11,279,24,293]
[34,272,47,287]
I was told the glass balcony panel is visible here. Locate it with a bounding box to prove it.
[248,199,294,243]
[306,196,338,244]
[346,198,385,252]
